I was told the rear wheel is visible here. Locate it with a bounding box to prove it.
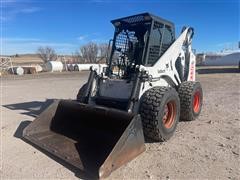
[178,81,203,121]
[76,83,87,103]
[140,87,180,142]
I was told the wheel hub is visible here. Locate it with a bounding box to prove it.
[193,91,201,113]
[163,101,176,129]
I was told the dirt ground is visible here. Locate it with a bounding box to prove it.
[0,68,239,180]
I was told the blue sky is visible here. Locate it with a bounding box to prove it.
[1,0,239,55]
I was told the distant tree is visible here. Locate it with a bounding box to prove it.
[72,51,84,63]
[80,42,98,63]
[37,46,57,62]
[98,43,109,59]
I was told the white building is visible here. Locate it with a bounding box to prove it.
[198,49,240,66]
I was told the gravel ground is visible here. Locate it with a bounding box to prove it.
[0,68,239,179]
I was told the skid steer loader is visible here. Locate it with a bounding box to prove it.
[23,13,203,179]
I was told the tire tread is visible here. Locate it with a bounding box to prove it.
[140,87,176,141]
[178,81,202,121]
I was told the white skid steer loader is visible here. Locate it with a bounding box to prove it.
[23,13,203,179]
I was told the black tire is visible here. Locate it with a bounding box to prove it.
[178,81,203,121]
[76,83,87,103]
[74,65,79,71]
[238,61,240,71]
[139,87,180,142]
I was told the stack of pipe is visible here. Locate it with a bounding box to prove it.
[10,66,24,75]
[74,64,94,71]
[45,61,63,72]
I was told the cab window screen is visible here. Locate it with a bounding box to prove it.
[160,25,174,56]
[147,22,164,65]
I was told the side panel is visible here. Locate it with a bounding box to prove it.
[187,52,196,81]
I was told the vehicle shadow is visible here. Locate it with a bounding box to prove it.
[197,67,239,74]
[14,120,97,180]
[3,99,55,117]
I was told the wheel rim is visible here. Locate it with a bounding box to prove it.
[193,91,201,113]
[162,101,176,129]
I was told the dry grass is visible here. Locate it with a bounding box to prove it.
[11,54,44,65]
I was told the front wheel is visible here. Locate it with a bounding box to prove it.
[140,87,180,142]
[178,81,203,121]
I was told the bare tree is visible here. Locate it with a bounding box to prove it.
[80,42,98,63]
[72,50,84,63]
[79,46,88,63]
[98,43,109,59]
[37,46,57,62]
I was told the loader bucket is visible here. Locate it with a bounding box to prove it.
[23,100,145,179]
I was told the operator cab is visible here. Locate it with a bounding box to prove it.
[107,12,175,78]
